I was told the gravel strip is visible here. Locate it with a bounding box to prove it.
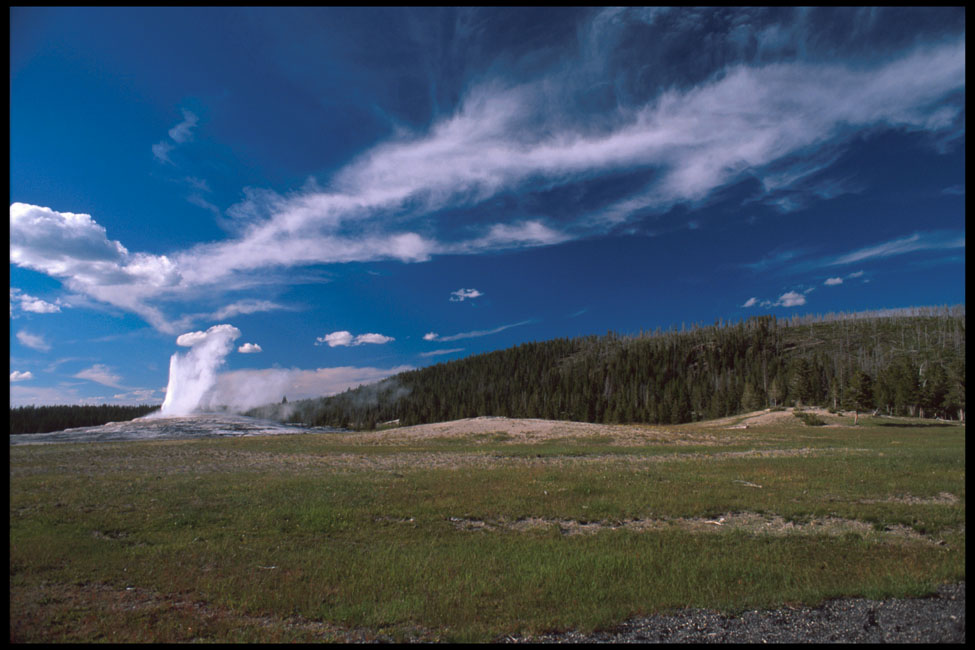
[499,583,965,643]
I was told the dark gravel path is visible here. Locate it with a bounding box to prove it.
[499,583,965,643]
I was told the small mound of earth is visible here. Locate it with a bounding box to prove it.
[351,416,724,446]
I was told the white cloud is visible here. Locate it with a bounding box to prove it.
[824,277,843,286]
[423,332,439,341]
[316,331,394,347]
[742,297,758,308]
[828,232,965,267]
[17,330,51,351]
[238,342,262,353]
[153,109,199,163]
[9,35,964,334]
[9,203,183,332]
[775,291,806,307]
[419,348,465,358]
[168,109,199,144]
[435,320,533,342]
[317,331,353,347]
[353,333,395,345]
[10,370,34,382]
[211,299,285,320]
[449,288,483,302]
[73,364,125,388]
[152,141,175,164]
[847,270,864,278]
[10,288,61,314]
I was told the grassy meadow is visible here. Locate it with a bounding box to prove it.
[9,411,965,642]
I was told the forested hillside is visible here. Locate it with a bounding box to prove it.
[248,306,965,430]
[9,404,160,435]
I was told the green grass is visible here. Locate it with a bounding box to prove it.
[9,417,965,642]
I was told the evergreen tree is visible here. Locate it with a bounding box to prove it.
[944,358,965,421]
[843,370,874,425]
[740,381,763,412]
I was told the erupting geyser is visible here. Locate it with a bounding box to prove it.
[159,324,241,417]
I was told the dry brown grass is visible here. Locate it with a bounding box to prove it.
[441,511,959,546]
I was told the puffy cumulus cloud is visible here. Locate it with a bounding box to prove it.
[10,203,127,268]
[10,288,61,314]
[73,364,125,388]
[174,324,242,348]
[16,330,51,351]
[9,203,184,332]
[315,331,395,347]
[775,291,807,308]
[238,342,262,353]
[317,331,352,347]
[10,370,34,382]
[202,365,415,412]
[449,288,483,302]
[423,332,439,341]
[824,277,843,286]
[353,333,395,345]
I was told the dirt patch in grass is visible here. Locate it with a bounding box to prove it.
[444,512,953,546]
[859,492,961,506]
[9,580,434,643]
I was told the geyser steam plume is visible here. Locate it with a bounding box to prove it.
[159,324,241,416]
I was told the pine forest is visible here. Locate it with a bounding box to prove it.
[249,306,965,430]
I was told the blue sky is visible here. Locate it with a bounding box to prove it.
[10,7,966,408]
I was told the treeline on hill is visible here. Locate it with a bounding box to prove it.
[248,306,965,430]
[9,404,160,435]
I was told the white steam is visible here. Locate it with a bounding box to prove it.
[159,324,241,416]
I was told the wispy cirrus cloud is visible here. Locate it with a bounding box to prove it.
[153,109,199,164]
[826,231,965,267]
[418,347,465,358]
[9,17,965,334]
[426,319,533,342]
